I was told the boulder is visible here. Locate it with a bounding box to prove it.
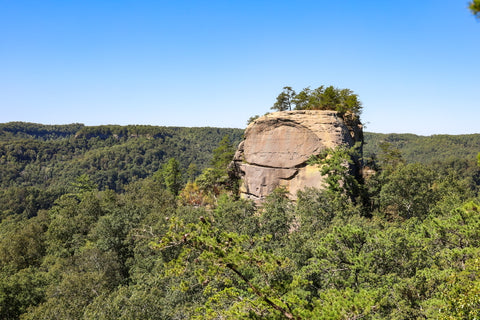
[230,110,363,202]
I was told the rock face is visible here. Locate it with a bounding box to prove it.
[229,110,363,202]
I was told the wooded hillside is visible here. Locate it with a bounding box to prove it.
[364,132,480,164]
[1,122,480,319]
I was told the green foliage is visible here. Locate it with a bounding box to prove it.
[193,135,238,199]
[153,215,302,319]
[211,135,236,171]
[0,122,84,141]
[376,141,404,172]
[439,257,480,319]
[23,248,123,320]
[295,188,337,232]
[0,186,60,220]
[0,122,243,193]
[71,174,97,194]
[379,163,438,220]
[273,85,363,116]
[156,157,183,196]
[271,86,296,111]
[0,267,47,320]
[195,168,224,198]
[1,122,480,319]
[309,145,363,203]
[186,162,199,182]
[259,188,294,243]
[0,175,478,318]
[309,288,379,319]
[470,0,480,18]
[247,115,260,125]
[214,194,258,236]
[364,132,480,166]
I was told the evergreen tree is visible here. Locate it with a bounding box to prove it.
[159,158,183,196]
[271,86,296,111]
[272,85,362,116]
[210,135,235,171]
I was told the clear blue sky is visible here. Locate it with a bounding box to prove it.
[1,0,479,135]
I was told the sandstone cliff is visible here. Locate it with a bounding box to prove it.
[229,110,363,201]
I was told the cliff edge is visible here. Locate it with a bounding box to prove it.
[229,110,363,201]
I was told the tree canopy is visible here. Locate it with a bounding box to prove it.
[272,85,362,117]
[1,122,480,318]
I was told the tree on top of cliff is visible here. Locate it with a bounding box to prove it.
[271,86,296,111]
[271,85,362,117]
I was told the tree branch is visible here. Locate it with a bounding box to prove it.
[225,263,299,320]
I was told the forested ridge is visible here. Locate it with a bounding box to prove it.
[1,122,480,319]
[0,122,243,190]
[364,132,480,164]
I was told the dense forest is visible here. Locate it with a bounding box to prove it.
[1,122,480,319]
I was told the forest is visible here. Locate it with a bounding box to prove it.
[1,122,480,319]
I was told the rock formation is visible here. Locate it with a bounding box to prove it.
[229,110,363,202]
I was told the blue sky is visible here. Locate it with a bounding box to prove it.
[1,1,479,135]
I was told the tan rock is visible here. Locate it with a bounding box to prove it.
[239,164,297,200]
[230,110,363,201]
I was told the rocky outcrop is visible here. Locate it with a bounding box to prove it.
[229,110,363,202]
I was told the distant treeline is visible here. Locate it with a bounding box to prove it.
[0,122,85,140]
[0,122,242,142]
[364,132,480,164]
[0,122,243,193]
[3,122,479,162]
